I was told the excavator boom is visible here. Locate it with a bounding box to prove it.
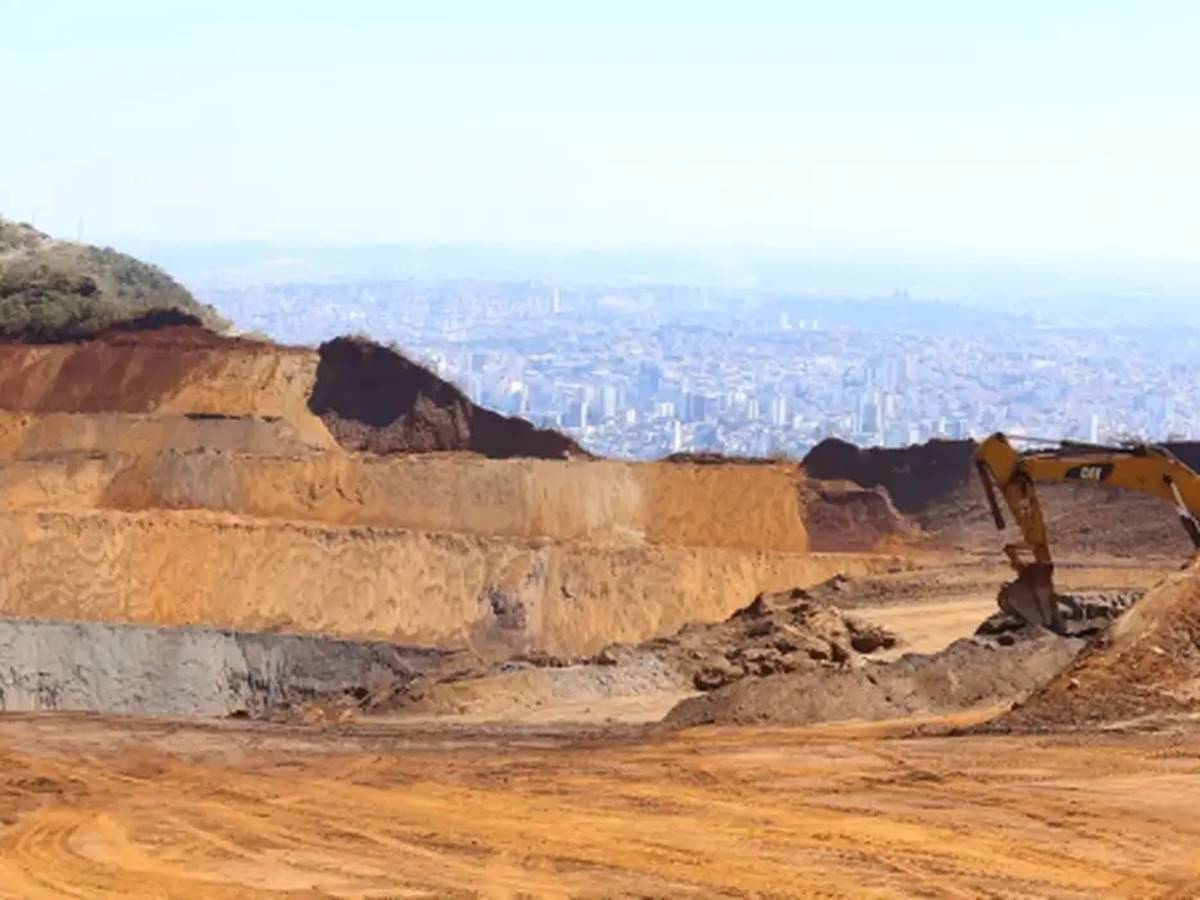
[975,432,1200,630]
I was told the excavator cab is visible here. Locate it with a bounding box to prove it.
[975,432,1200,632]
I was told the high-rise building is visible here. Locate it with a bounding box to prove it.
[637,362,661,403]
[566,399,589,429]
[770,395,788,428]
[857,393,883,436]
[601,385,618,420]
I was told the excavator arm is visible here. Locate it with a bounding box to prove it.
[975,432,1200,630]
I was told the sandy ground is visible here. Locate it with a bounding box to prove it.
[1,713,1199,898]
[860,558,1169,655]
[0,557,1184,897]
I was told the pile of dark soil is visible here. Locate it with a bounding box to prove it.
[308,336,585,460]
[802,437,1200,560]
[802,437,976,516]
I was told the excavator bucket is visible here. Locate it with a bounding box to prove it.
[998,562,1063,632]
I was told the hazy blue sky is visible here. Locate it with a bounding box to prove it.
[4,1,1198,260]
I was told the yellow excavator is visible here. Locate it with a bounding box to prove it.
[974,432,1200,631]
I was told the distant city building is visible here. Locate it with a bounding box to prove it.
[770,395,788,427]
[601,385,618,419]
[208,274,1194,460]
[637,362,661,403]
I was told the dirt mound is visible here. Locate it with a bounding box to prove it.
[803,438,976,515]
[599,579,900,693]
[665,627,1082,727]
[89,309,262,348]
[384,577,900,720]
[804,437,1200,560]
[665,582,1139,728]
[987,565,1200,730]
[308,336,585,460]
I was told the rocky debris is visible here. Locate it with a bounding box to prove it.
[975,591,1142,642]
[308,336,586,460]
[665,585,1144,729]
[666,626,1085,728]
[983,566,1200,732]
[595,580,900,694]
[380,577,901,717]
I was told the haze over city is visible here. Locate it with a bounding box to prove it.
[5,1,1199,457]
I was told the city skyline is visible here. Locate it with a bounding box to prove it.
[199,272,1196,460]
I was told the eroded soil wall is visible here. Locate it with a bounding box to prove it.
[0,444,815,552]
[0,509,900,656]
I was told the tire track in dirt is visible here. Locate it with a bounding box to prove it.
[0,716,1198,897]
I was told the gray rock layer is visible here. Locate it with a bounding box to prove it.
[0,617,441,717]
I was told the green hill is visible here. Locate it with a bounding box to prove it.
[0,217,228,340]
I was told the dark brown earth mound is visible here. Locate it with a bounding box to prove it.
[986,565,1200,731]
[803,437,1200,560]
[309,336,585,459]
[803,437,976,515]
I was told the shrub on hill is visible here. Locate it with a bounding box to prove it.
[0,216,228,341]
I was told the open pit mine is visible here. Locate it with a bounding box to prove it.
[1,296,1199,894]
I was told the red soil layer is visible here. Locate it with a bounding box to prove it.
[799,480,918,552]
[0,310,265,350]
[0,313,286,414]
[308,336,586,460]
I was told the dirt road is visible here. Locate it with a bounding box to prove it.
[0,713,1197,898]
